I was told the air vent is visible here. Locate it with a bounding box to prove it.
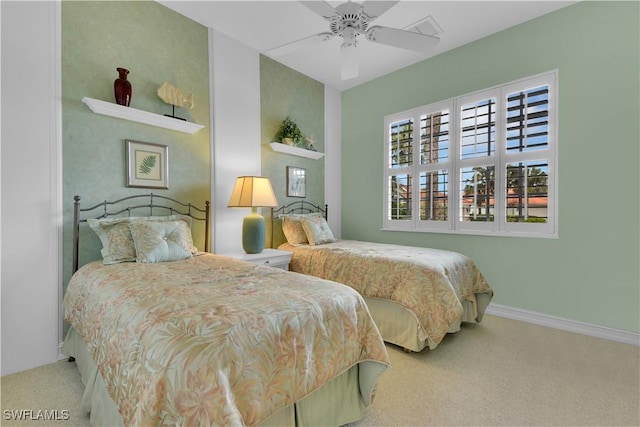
[404,16,443,37]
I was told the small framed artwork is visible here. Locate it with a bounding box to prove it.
[286,166,306,198]
[125,139,169,189]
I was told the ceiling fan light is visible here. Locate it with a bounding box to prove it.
[341,43,358,80]
[341,26,358,47]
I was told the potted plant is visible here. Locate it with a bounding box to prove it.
[276,116,303,146]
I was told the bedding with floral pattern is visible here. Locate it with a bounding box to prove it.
[64,253,389,426]
[279,240,494,349]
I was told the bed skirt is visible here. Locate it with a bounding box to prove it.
[364,292,492,352]
[62,328,371,426]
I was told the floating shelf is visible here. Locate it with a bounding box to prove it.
[269,142,324,160]
[82,97,204,134]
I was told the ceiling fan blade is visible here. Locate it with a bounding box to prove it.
[266,32,333,57]
[300,1,338,20]
[341,43,358,80]
[361,1,399,20]
[366,25,439,53]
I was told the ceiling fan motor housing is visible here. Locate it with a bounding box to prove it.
[330,2,369,46]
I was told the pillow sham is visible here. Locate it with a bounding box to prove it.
[280,213,323,245]
[128,219,197,263]
[87,217,137,264]
[300,215,336,245]
[87,215,193,264]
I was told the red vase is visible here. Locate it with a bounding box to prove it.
[114,67,132,106]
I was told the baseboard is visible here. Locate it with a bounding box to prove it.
[485,303,640,347]
[58,341,67,360]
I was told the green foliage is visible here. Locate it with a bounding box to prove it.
[469,215,494,222]
[507,216,547,223]
[276,116,303,142]
[138,155,157,175]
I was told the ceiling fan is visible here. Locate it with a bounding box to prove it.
[266,1,440,80]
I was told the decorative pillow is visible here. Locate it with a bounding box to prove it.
[128,219,197,263]
[87,217,138,264]
[280,213,323,245]
[300,216,336,245]
[87,215,193,264]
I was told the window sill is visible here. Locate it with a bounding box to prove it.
[380,227,558,239]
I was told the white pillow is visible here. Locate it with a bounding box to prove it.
[128,219,197,263]
[300,216,336,245]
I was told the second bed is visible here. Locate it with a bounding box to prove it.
[273,202,494,352]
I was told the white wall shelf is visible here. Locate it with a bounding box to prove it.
[82,97,204,134]
[269,142,324,160]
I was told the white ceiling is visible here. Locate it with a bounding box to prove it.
[160,1,577,91]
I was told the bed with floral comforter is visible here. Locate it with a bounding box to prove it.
[278,240,494,352]
[63,253,390,426]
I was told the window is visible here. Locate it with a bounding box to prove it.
[383,71,557,237]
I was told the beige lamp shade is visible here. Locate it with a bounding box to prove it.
[227,176,278,208]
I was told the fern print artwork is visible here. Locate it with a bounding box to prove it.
[126,140,168,189]
[138,154,157,175]
[135,151,161,180]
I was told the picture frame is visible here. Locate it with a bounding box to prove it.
[286,166,306,198]
[126,139,169,189]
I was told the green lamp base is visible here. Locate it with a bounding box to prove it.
[242,210,266,254]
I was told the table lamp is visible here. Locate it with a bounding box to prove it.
[227,176,278,254]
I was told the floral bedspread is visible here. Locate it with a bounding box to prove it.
[279,240,494,348]
[64,253,389,426]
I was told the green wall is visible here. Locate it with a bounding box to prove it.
[260,55,325,242]
[62,1,210,286]
[342,2,639,332]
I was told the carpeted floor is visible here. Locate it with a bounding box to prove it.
[1,315,639,426]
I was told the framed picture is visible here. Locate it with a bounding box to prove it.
[286,166,306,198]
[126,139,169,189]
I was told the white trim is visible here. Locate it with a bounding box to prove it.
[53,0,64,365]
[208,28,216,253]
[486,303,640,347]
[209,30,261,254]
[324,86,342,238]
[0,2,3,369]
[58,342,67,360]
[1,1,61,374]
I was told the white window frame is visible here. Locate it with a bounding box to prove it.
[383,70,558,238]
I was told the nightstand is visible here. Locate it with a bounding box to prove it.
[222,248,292,271]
